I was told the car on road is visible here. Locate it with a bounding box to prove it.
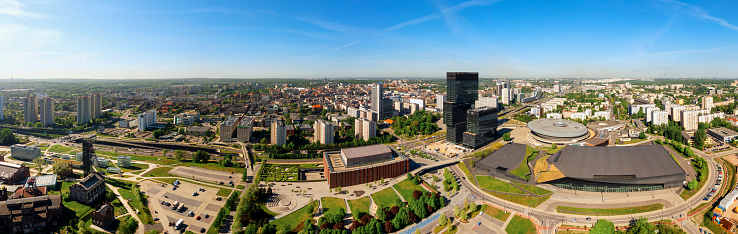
[586,217,591,221]
[571,218,577,222]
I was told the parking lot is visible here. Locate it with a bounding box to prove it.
[140,180,228,233]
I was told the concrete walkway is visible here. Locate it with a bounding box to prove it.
[106,183,145,234]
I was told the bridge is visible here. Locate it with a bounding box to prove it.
[411,158,463,175]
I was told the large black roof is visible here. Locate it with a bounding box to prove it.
[548,145,685,179]
[477,143,526,172]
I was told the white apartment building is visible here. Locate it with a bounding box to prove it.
[652,110,669,126]
[271,120,286,146]
[681,110,700,131]
[593,111,610,120]
[546,113,563,119]
[313,120,334,144]
[702,96,713,110]
[137,110,158,131]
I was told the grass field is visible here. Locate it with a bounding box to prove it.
[680,156,714,200]
[48,145,75,153]
[513,183,552,195]
[142,167,174,177]
[95,150,179,164]
[216,188,232,197]
[347,197,371,217]
[458,162,474,179]
[505,215,536,234]
[476,176,526,194]
[271,200,318,232]
[618,138,648,145]
[181,161,245,174]
[510,146,539,180]
[481,204,511,221]
[555,204,664,216]
[434,224,449,233]
[393,179,426,201]
[545,145,564,154]
[485,191,551,208]
[371,187,403,209]
[321,197,346,213]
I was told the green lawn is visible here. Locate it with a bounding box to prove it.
[181,161,245,174]
[484,191,551,208]
[618,138,648,145]
[95,150,179,165]
[48,145,75,153]
[505,215,536,234]
[393,179,426,201]
[216,188,232,197]
[236,185,245,189]
[545,146,564,154]
[481,204,511,221]
[321,197,346,213]
[347,197,371,217]
[509,146,539,180]
[271,200,318,232]
[475,176,526,194]
[371,187,403,209]
[142,167,174,177]
[513,183,552,195]
[555,204,664,216]
[457,162,474,179]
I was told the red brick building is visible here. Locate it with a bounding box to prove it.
[323,145,409,188]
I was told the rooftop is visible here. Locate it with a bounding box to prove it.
[548,145,685,179]
[476,143,526,172]
[528,118,589,138]
[10,144,39,150]
[708,127,738,138]
[341,145,391,159]
[326,146,407,172]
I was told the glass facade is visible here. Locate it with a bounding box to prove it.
[550,178,664,193]
[444,72,478,144]
[463,107,498,148]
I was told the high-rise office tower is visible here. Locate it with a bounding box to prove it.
[0,96,4,120]
[443,72,479,145]
[77,96,91,124]
[22,96,38,124]
[271,120,286,146]
[463,106,498,149]
[91,93,102,119]
[39,97,54,127]
[553,84,561,93]
[371,83,384,120]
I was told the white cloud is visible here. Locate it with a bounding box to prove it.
[0,22,27,40]
[30,29,62,48]
[0,0,50,18]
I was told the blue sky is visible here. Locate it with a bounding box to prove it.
[1,0,738,79]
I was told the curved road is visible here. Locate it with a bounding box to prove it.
[424,145,722,234]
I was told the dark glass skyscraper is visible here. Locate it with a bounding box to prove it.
[463,106,498,149]
[443,72,478,144]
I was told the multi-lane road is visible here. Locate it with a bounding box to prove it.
[420,145,723,233]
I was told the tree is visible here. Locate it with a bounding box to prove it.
[459,210,469,221]
[335,186,342,194]
[453,206,461,218]
[162,149,168,157]
[193,150,210,163]
[590,219,615,234]
[260,138,269,144]
[0,129,20,146]
[32,157,47,173]
[694,128,707,147]
[551,143,557,149]
[53,161,72,178]
[687,179,697,190]
[502,132,511,141]
[174,150,184,161]
[438,213,447,227]
[628,217,654,234]
[639,132,646,139]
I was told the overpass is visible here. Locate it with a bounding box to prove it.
[411,158,463,175]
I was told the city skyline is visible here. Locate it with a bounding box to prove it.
[2,0,738,79]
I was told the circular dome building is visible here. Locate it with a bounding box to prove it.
[528,119,591,145]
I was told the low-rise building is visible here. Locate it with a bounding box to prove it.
[186,126,210,136]
[10,145,41,161]
[0,162,30,185]
[0,195,62,233]
[708,127,738,142]
[69,172,106,204]
[92,203,114,228]
[117,156,131,168]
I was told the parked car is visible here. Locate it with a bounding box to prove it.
[196,216,201,220]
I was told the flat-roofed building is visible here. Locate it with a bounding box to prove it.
[137,109,158,131]
[681,110,700,131]
[174,112,200,126]
[313,120,334,144]
[702,96,714,110]
[10,144,41,161]
[476,143,528,182]
[219,115,242,142]
[69,172,106,204]
[77,96,90,124]
[22,96,38,124]
[708,127,738,142]
[652,110,669,126]
[271,120,286,146]
[237,116,254,142]
[0,162,30,185]
[0,194,62,233]
[186,126,210,136]
[39,97,54,127]
[324,145,408,188]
